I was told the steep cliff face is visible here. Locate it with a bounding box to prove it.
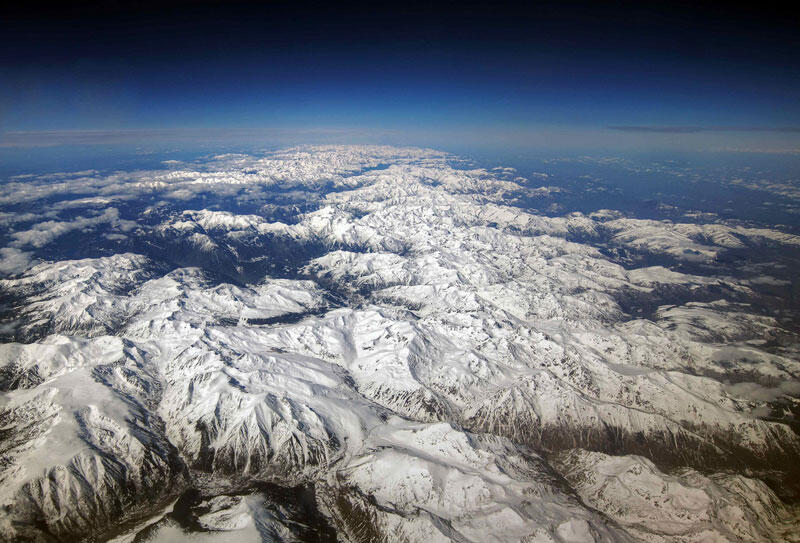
[0,146,798,542]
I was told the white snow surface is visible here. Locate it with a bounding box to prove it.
[0,145,798,542]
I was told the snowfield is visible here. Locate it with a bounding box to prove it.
[0,146,798,542]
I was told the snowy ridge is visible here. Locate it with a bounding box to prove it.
[0,146,798,541]
[553,449,798,542]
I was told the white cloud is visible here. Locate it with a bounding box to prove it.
[726,380,800,402]
[0,247,34,275]
[10,208,121,248]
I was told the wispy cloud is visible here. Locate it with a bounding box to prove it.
[0,127,399,148]
[608,125,800,133]
[0,247,34,275]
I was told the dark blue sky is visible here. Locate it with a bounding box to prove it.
[2,1,799,152]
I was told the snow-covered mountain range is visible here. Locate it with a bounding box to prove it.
[0,146,798,542]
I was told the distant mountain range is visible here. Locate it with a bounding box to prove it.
[0,146,798,542]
